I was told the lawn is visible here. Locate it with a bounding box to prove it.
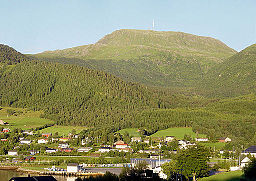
[199,171,243,181]
[150,127,207,139]
[40,125,86,136]
[117,128,140,137]
[0,107,54,130]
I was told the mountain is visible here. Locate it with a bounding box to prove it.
[0,44,29,64]
[34,29,236,87]
[201,44,256,97]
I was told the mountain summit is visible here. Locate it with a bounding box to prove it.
[35,29,236,87]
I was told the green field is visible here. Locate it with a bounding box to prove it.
[150,127,207,139]
[199,171,243,181]
[40,125,86,136]
[199,142,226,149]
[117,128,140,137]
[0,107,54,130]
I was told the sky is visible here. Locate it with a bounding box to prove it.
[0,0,255,53]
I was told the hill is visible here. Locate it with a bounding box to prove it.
[0,44,29,64]
[34,29,236,87]
[201,44,256,97]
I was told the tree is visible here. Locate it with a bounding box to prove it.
[243,158,256,180]
[176,145,210,181]
[162,160,178,179]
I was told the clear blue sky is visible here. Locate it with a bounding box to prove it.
[0,0,255,53]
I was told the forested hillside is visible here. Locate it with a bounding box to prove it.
[0,44,29,64]
[200,44,256,97]
[1,45,256,146]
[33,29,236,87]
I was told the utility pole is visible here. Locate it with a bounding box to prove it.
[152,19,155,30]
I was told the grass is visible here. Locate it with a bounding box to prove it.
[199,142,226,149]
[150,127,207,139]
[117,128,140,137]
[0,107,54,130]
[40,125,86,136]
[199,170,244,181]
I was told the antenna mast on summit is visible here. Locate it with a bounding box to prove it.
[152,19,155,30]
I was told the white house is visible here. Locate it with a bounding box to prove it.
[58,143,69,149]
[8,150,18,156]
[98,147,111,153]
[241,157,251,168]
[45,148,57,153]
[77,147,92,153]
[131,137,142,142]
[165,136,175,142]
[67,163,79,173]
[195,138,209,142]
[38,139,48,144]
[20,139,31,144]
[23,130,33,135]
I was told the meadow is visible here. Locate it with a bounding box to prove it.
[0,107,54,130]
[199,171,243,181]
[117,128,141,137]
[39,125,86,136]
[150,127,207,139]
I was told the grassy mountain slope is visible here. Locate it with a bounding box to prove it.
[34,29,236,87]
[201,44,256,97]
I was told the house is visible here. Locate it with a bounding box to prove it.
[144,139,150,144]
[219,137,232,143]
[138,149,159,154]
[2,128,10,133]
[25,156,36,161]
[150,155,159,159]
[38,139,48,144]
[45,148,57,153]
[9,176,57,181]
[131,137,142,142]
[98,147,112,153]
[114,140,128,149]
[195,138,209,142]
[81,137,91,145]
[242,145,256,157]
[77,147,92,153]
[58,143,69,149]
[118,147,133,153]
[59,137,71,142]
[241,157,251,168]
[67,163,80,173]
[1,139,7,142]
[8,150,18,156]
[61,148,73,152]
[20,139,31,144]
[23,130,33,135]
[0,120,8,125]
[42,133,52,138]
[165,136,175,142]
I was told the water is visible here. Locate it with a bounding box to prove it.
[0,170,78,181]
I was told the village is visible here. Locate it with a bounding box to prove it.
[1,121,256,180]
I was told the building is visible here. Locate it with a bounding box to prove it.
[25,156,36,161]
[23,130,33,135]
[58,143,69,149]
[38,139,48,144]
[59,138,71,142]
[42,133,52,138]
[242,145,256,157]
[98,147,112,153]
[77,147,92,153]
[61,148,73,152]
[2,128,10,133]
[114,140,128,149]
[20,139,31,144]
[195,138,209,142]
[29,150,39,155]
[219,137,232,143]
[241,157,251,168]
[45,148,57,153]
[152,166,168,179]
[67,163,79,173]
[131,137,142,142]
[0,120,8,125]
[131,158,171,169]
[8,150,18,156]
[165,136,175,142]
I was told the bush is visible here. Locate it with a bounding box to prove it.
[243,158,256,179]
